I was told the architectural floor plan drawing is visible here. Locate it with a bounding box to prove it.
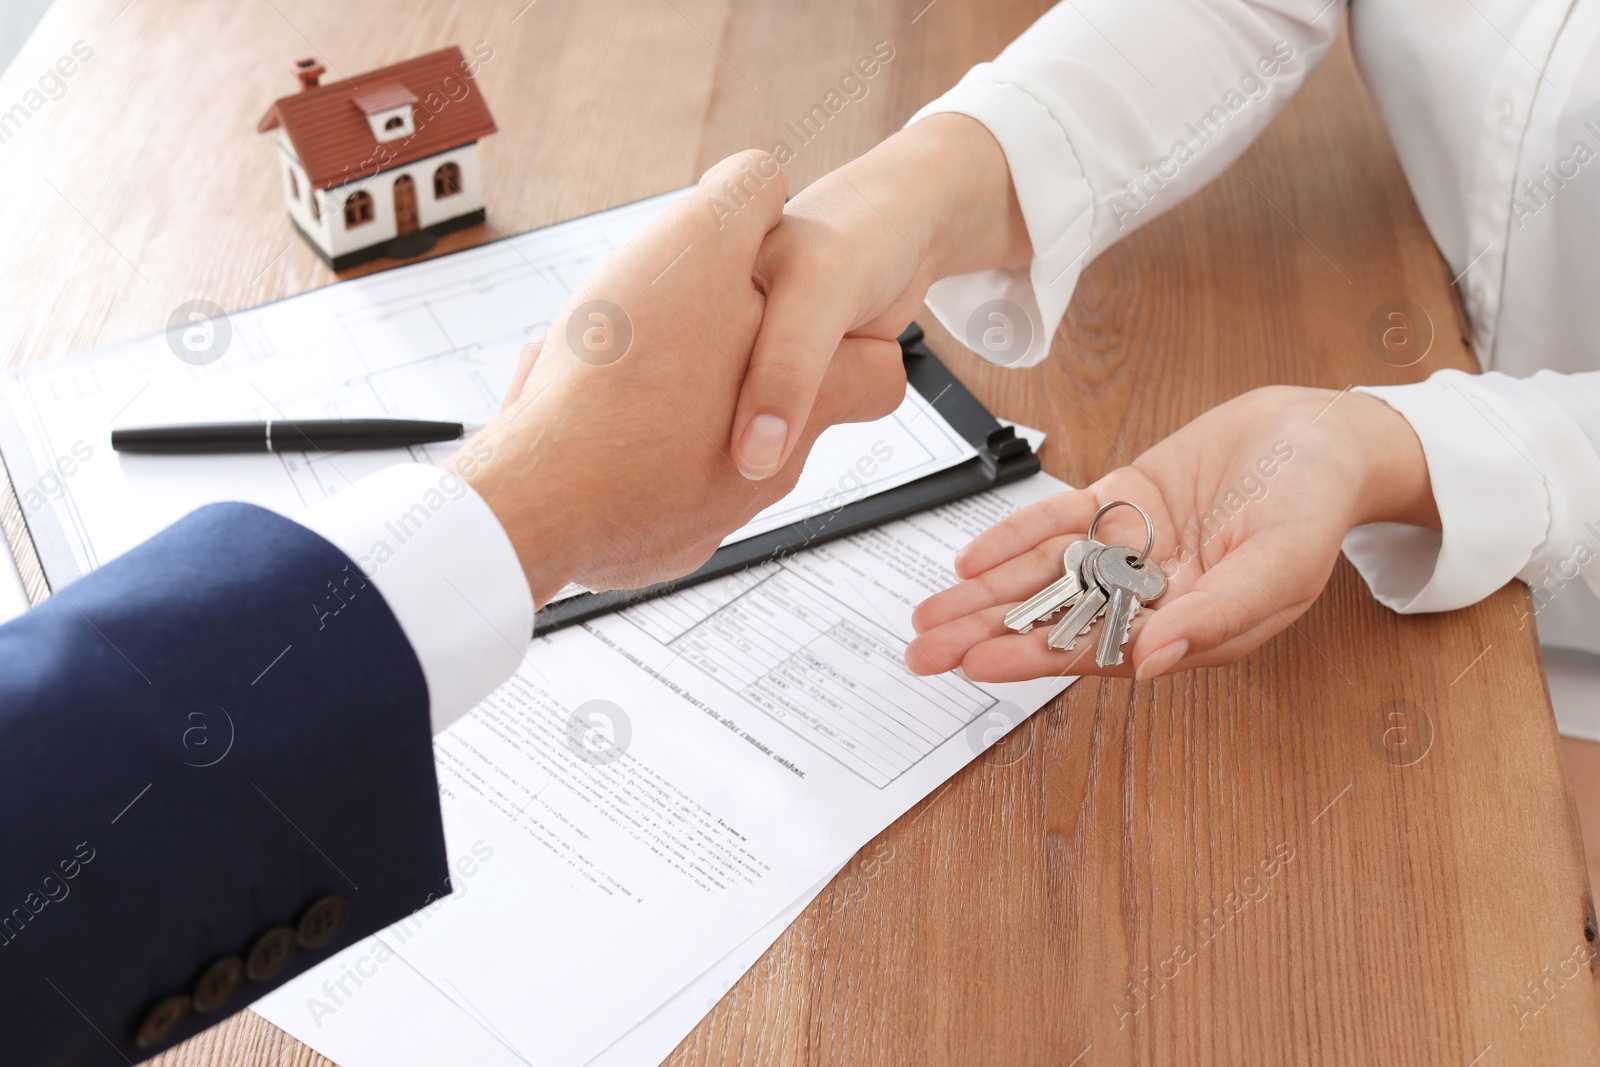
[0,190,974,588]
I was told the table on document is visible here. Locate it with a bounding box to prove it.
[622,560,994,788]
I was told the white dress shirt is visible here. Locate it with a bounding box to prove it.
[909,1,1600,698]
[296,464,533,736]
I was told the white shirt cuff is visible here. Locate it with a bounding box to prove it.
[292,463,533,734]
[1341,371,1553,613]
[908,71,1095,369]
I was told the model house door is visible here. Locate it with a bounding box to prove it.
[393,175,418,235]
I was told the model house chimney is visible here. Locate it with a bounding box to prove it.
[292,57,325,91]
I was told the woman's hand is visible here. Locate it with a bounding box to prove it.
[724,113,1032,479]
[906,387,1441,681]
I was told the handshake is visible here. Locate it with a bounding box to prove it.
[458,115,1032,611]
[452,150,910,608]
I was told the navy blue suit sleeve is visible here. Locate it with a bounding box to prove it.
[0,503,450,1065]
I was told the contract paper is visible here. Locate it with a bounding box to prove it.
[251,860,841,1067]
[0,189,974,591]
[255,474,1074,1067]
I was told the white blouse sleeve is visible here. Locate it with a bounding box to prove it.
[907,0,1343,366]
[1343,370,1600,615]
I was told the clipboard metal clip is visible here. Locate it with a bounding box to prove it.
[980,426,1030,480]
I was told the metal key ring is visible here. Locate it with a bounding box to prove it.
[1086,500,1156,567]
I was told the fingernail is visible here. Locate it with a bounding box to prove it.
[1135,639,1188,682]
[738,414,788,480]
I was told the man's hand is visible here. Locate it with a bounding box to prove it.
[452,151,905,607]
[905,387,1440,680]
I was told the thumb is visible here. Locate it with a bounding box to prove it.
[731,270,866,480]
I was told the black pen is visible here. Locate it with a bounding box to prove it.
[111,418,471,454]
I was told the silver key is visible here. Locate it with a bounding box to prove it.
[1046,578,1109,650]
[1004,539,1104,633]
[1092,550,1168,668]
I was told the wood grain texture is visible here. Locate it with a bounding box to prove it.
[0,1,1594,1064]
[1564,738,1600,912]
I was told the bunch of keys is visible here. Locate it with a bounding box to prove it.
[1002,500,1167,669]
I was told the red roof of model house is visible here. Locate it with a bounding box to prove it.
[257,46,496,191]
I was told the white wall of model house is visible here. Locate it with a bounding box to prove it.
[275,132,483,259]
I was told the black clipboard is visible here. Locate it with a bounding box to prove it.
[534,322,1040,633]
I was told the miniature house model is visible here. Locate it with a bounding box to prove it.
[257,47,497,270]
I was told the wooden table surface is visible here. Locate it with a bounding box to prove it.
[3,1,1597,1064]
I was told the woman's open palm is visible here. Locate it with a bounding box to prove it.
[905,387,1428,681]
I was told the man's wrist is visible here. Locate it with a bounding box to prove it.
[448,416,575,609]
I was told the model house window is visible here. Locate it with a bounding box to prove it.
[384,115,405,131]
[434,162,462,198]
[310,191,320,222]
[287,167,299,200]
[344,190,374,227]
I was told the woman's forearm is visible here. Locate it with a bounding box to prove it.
[786,113,1032,287]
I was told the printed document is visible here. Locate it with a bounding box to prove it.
[254,474,1074,1066]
